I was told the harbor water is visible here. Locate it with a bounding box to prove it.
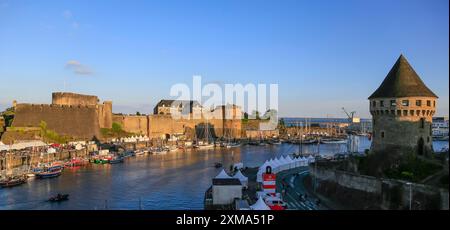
[0,137,447,210]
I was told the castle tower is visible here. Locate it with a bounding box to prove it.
[369,55,438,157]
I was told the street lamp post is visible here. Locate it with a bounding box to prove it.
[406,182,412,210]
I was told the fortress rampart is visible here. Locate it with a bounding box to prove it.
[10,103,101,140]
[52,92,99,106]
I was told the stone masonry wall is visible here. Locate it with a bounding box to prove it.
[311,165,448,210]
[10,103,101,140]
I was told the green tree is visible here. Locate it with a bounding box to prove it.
[112,122,122,133]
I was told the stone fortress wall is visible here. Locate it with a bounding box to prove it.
[113,114,242,139]
[3,92,245,143]
[11,103,101,140]
[2,92,113,143]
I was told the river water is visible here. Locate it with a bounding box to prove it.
[0,138,447,210]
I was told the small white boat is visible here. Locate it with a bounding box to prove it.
[194,143,215,149]
[321,139,347,144]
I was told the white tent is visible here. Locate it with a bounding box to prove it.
[250,196,271,210]
[215,169,232,179]
[1,140,48,151]
[284,155,295,169]
[233,170,248,188]
[308,155,315,163]
[278,156,289,171]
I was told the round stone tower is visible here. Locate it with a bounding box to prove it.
[369,55,438,157]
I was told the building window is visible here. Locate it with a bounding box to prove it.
[410,110,414,116]
[372,101,376,107]
[433,101,436,107]
[420,118,425,128]
[397,110,401,116]
[381,131,385,138]
[402,100,409,106]
[403,110,408,116]
[426,100,431,107]
[416,100,422,106]
[390,100,396,106]
[380,100,384,107]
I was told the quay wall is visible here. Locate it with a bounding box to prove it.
[0,148,89,171]
[310,165,448,210]
[10,103,101,140]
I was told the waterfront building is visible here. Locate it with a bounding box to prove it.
[369,55,438,157]
[432,117,449,138]
[153,99,202,117]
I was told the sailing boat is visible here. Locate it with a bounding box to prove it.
[224,126,240,148]
[194,119,215,149]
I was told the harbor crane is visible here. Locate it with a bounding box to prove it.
[342,107,356,123]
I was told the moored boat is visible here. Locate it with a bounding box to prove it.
[48,193,69,202]
[36,169,62,179]
[320,138,347,144]
[0,177,27,188]
[109,156,124,164]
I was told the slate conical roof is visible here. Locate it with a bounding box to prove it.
[369,55,438,99]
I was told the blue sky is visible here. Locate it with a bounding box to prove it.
[0,0,448,118]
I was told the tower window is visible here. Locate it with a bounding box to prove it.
[416,100,422,107]
[380,100,384,107]
[390,100,396,106]
[402,100,409,106]
[381,131,385,138]
[426,100,431,107]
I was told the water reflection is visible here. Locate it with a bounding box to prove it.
[0,137,447,210]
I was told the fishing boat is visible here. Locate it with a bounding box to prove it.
[0,177,27,188]
[36,168,62,179]
[109,156,124,164]
[302,138,318,144]
[225,142,241,148]
[153,147,168,155]
[135,150,146,156]
[48,193,69,202]
[194,143,215,149]
[64,158,87,167]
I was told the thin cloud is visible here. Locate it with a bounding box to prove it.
[62,10,80,30]
[65,60,93,75]
[62,10,72,19]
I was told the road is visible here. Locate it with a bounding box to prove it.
[275,167,328,210]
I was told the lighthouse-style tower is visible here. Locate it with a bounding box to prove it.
[369,55,438,157]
